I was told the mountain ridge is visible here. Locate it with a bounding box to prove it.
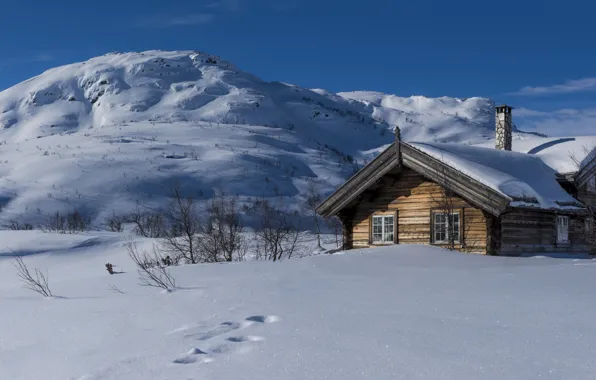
[0,50,547,226]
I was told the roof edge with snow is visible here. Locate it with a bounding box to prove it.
[317,141,587,219]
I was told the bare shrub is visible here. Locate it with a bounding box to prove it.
[199,190,246,262]
[106,211,123,232]
[162,184,201,264]
[128,208,165,238]
[41,209,90,234]
[248,198,305,261]
[5,220,34,231]
[570,209,596,254]
[586,215,596,254]
[13,256,53,297]
[303,179,324,249]
[431,156,461,251]
[126,239,177,290]
[325,216,343,249]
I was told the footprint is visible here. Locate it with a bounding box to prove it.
[173,356,198,364]
[187,348,207,355]
[173,348,212,365]
[246,315,280,323]
[226,335,265,343]
[193,321,242,341]
[211,342,252,355]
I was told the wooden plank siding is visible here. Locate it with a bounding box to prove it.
[344,167,488,253]
[500,209,589,255]
[576,183,596,209]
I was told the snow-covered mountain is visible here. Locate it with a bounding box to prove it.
[338,91,503,143]
[0,50,536,225]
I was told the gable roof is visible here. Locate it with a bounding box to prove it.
[317,141,586,219]
[409,142,584,211]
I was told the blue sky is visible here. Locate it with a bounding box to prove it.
[0,0,594,135]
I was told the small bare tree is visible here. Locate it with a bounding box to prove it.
[13,256,53,297]
[325,216,343,249]
[41,210,90,234]
[106,211,123,232]
[250,198,305,261]
[431,157,460,251]
[303,179,323,249]
[5,219,33,230]
[199,190,246,262]
[128,208,165,238]
[162,184,201,264]
[126,239,177,290]
[569,143,596,170]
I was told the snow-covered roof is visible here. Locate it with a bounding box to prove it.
[408,142,583,211]
[475,136,596,174]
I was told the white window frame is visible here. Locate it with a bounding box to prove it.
[371,214,395,244]
[432,211,461,244]
[557,215,569,244]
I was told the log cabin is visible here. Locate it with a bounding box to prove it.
[317,105,596,255]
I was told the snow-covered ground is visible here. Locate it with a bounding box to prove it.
[1,231,595,380]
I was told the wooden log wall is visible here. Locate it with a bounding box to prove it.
[346,167,488,253]
[500,209,588,254]
[577,183,596,209]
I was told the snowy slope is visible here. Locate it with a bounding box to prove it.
[0,50,560,225]
[475,135,596,174]
[0,51,395,225]
[338,91,531,143]
[0,231,595,380]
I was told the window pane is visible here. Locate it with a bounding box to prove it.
[557,216,569,243]
[434,212,446,243]
[383,216,394,242]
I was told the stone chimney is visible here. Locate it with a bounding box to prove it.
[495,105,513,151]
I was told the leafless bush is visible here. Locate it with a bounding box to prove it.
[248,198,305,261]
[126,239,177,290]
[162,184,201,264]
[586,216,596,255]
[570,209,596,254]
[128,208,165,238]
[13,256,53,297]
[303,179,323,249]
[41,209,90,234]
[199,190,246,262]
[325,216,343,248]
[5,220,34,231]
[106,211,123,232]
[569,143,596,170]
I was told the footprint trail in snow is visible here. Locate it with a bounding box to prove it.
[172,315,280,365]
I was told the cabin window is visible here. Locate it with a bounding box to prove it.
[432,211,460,244]
[372,215,394,243]
[557,216,569,244]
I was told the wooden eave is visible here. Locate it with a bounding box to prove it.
[401,143,510,216]
[316,145,400,218]
[317,142,511,218]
